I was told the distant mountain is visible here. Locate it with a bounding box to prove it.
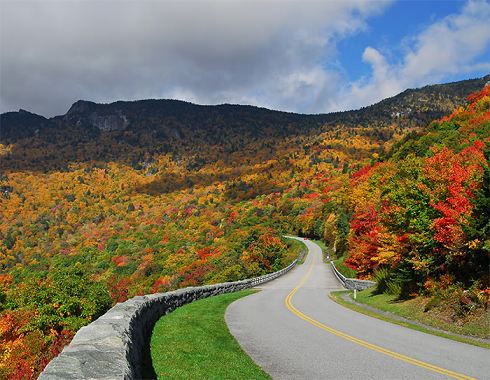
[0,109,52,140]
[1,75,488,172]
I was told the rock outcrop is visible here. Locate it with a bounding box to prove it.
[64,100,130,131]
[88,110,129,132]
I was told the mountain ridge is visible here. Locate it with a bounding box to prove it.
[2,74,489,136]
[1,75,488,173]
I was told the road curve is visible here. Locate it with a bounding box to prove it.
[225,237,489,380]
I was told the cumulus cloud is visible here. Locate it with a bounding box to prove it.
[0,0,390,117]
[333,0,490,112]
[402,0,490,80]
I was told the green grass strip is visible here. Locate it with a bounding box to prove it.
[331,256,357,278]
[150,289,272,380]
[291,238,308,264]
[329,290,489,349]
[311,239,327,252]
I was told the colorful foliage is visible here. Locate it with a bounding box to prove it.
[343,86,490,299]
[0,81,488,377]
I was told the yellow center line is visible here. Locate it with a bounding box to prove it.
[285,243,477,380]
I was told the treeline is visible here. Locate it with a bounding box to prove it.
[1,76,487,173]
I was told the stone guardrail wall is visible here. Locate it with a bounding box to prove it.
[330,260,376,291]
[39,259,298,380]
[297,248,307,262]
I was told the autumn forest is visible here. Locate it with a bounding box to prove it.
[0,75,489,378]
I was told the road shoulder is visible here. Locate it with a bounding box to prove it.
[336,292,490,346]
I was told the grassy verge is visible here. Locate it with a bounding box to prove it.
[311,240,328,263]
[283,236,303,265]
[330,290,489,349]
[150,289,272,380]
[331,255,357,278]
[286,238,307,264]
[311,239,327,251]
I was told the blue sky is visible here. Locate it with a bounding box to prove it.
[1,0,489,117]
[337,1,466,82]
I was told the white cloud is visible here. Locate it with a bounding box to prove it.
[402,0,490,81]
[2,0,487,117]
[0,0,391,116]
[333,0,490,112]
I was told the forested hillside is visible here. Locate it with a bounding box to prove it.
[2,76,487,173]
[0,76,488,378]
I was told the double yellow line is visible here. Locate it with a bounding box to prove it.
[284,244,477,380]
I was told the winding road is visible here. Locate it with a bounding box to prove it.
[225,237,489,380]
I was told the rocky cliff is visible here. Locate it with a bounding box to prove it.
[64,100,130,131]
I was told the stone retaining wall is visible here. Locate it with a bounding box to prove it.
[297,248,307,262]
[330,260,376,291]
[39,260,298,380]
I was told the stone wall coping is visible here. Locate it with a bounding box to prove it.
[330,260,376,291]
[39,259,298,379]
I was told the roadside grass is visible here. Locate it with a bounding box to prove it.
[311,239,327,252]
[150,289,272,380]
[286,237,307,264]
[355,288,490,340]
[311,240,328,263]
[331,255,357,278]
[330,290,490,349]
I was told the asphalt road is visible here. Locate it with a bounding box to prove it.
[225,237,490,380]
